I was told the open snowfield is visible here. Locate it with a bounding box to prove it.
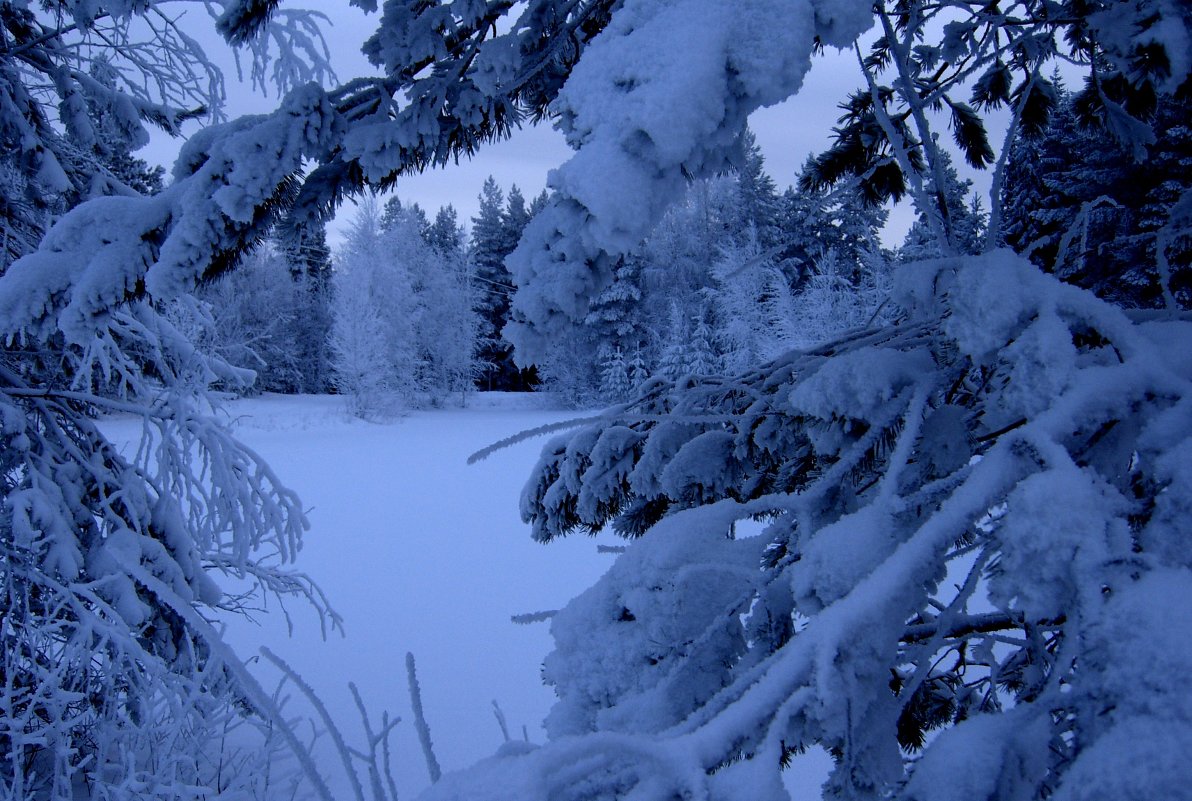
[102,392,620,799]
[101,391,835,800]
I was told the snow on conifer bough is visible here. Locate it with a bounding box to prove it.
[479,249,1192,801]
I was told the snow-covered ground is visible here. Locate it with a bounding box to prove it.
[103,392,618,800]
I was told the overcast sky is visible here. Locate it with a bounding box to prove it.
[145,6,1000,248]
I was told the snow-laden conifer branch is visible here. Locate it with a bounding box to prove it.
[467,413,611,464]
[422,249,1192,800]
[505,0,876,363]
[0,1,636,344]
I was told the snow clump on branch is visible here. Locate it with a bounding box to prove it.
[504,0,873,363]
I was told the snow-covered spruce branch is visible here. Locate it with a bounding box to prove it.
[467,413,615,464]
[423,250,1192,801]
[899,611,1064,644]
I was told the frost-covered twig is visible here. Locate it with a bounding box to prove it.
[406,652,442,784]
[260,646,365,801]
[119,564,337,801]
[492,700,511,743]
[350,682,402,801]
[467,413,610,464]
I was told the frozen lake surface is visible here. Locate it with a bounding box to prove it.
[105,392,618,800]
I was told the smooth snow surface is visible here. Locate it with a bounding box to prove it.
[102,392,618,800]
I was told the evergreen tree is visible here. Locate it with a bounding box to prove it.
[786,247,891,349]
[657,302,691,382]
[536,254,645,404]
[381,196,430,237]
[585,255,645,343]
[781,161,888,283]
[731,128,781,247]
[504,185,532,249]
[470,177,513,389]
[470,177,538,390]
[778,177,830,270]
[1001,91,1192,308]
[628,346,650,388]
[426,204,465,258]
[898,154,987,261]
[638,178,731,313]
[283,222,334,393]
[597,343,632,401]
[687,308,718,376]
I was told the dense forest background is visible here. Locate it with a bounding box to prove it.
[179,88,1190,413]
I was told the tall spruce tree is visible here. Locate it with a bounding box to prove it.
[470,177,537,390]
[381,196,430,237]
[504,186,531,248]
[783,160,888,282]
[426,204,465,258]
[470,177,511,389]
[1001,91,1192,308]
[732,129,782,248]
[898,154,988,261]
[283,222,334,393]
